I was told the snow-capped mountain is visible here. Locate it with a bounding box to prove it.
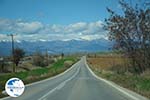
[0,39,113,56]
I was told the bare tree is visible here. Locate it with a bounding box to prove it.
[13,48,25,71]
[105,0,150,74]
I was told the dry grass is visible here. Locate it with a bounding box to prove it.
[88,55,127,71]
[88,55,150,99]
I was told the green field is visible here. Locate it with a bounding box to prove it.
[0,57,77,98]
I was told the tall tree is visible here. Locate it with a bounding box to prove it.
[105,0,150,74]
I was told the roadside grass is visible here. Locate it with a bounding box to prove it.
[88,56,150,99]
[0,57,77,98]
[88,55,126,70]
[51,57,73,69]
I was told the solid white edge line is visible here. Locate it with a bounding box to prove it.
[38,64,81,100]
[85,57,148,100]
[1,59,81,100]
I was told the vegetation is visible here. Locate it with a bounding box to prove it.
[88,55,150,98]
[12,48,25,72]
[105,0,150,74]
[0,56,77,98]
[13,48,25,66]
[32,51,46,67]
[61,53,64,59]
[32,50,57,67]
[0,58,6,73]
[99,0,150,97]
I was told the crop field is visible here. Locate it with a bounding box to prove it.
[88,55,128,71]
[87,55,150,99]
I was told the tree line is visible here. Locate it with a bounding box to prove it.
[0,48,64,73]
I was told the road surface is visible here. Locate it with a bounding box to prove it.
[2,57,148,100]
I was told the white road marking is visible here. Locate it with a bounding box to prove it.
[85,57,148,100]
[38,66,81,100]
[56,81,66,90]
[1,59,81,100]
[27,60,80,87]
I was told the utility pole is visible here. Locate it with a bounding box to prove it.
[7,34,16,73]
[46,49,49,66]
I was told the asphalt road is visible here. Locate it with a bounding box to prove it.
[2,57,149,100]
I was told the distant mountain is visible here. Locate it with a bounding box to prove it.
[0,39,113,56]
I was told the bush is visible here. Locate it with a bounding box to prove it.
[109,64,127,74]
[64,61,73,68]
[32,51,47,67]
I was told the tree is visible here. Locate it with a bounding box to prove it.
[0,57,5,72]
[13,48,25,67]
[32,51,46,67]
[45,50,49,66]
[105,0,150,74]
[61,53,64,59]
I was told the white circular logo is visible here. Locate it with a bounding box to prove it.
[5,78,25,97]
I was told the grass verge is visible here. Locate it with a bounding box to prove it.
[88,57,150,99]
[0,57,78,98]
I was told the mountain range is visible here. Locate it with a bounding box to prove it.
[0,39,113,56]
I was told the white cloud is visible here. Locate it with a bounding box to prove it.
[16,21,43,34]
[65,22,87,33]
[0,18,107,41]
[0,18,43,34]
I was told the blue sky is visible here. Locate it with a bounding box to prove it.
[0,0,121,25]
[0,0,135,41]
